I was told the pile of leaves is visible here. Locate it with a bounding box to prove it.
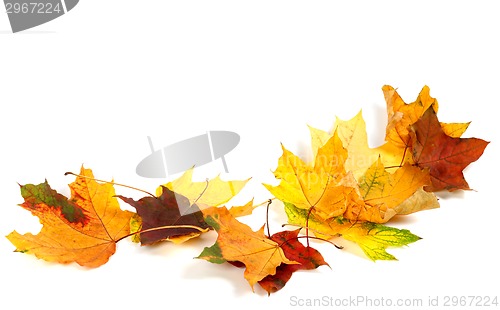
[7,85,489,294]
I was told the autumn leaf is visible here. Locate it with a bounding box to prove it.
[258,229,329,294]
[129,214,142,243]
[6,167,134,268]
[309,111,405,180]
[343,221,421,261]
[228,198,260,218]
[266,129,436,224]
[197,207,298,289]
[346,158,437,223]
[158,168,249,209]
[411,107,489,191]
[441,122,470,138]
[284,203,420,261]
[386,187,440,216]
[264,131,363,220]
[215,228,329,294]
[383,85,473,151]
[383,85,439,149]
[117,186,210,245]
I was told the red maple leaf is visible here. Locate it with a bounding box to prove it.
[411,107,489,191]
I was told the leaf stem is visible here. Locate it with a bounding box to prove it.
[384,165,403,169]
[192,178,209,205]
[385,144,411,170]
[115,225,209,243]
[265,199,272,238]
[305,206,315,248]
[255,197,276,208]
[65,172,156,197]
[400,143,409,167]
[278,235,343,250]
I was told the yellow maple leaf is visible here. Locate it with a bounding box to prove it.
[310,111,405,180]
[345,158,437,223]
[157,168,249,209]
[264,131,363,219]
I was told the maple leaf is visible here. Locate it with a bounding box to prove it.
[120,168,251,245]
[117,186,210,245]
[129,213,142,243]
[309,111,405,180]
[258,229,329,294]
[285,203,420,261]
[383,85,439,149]
[264,131,363,220]
[383,85,473,150]
[197,207,298,290]
[158,168,249,209]
[214,228,329,294]
[6,167,134,268]
[440,122,470,138]
[411,107,489,191]
[347,158,437,223]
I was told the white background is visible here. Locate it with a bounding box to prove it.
[1,1,499,309]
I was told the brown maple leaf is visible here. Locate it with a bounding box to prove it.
[411,107,489,191]
[117,186,210,245]
[6,167,134,268]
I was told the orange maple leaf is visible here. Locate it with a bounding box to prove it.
[197,207,298,289]
[7,167,134,268]
[383,85,439,148]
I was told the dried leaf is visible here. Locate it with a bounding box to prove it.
[228,198,259,217]
[117,186,210,245]
[284,203,420,261]
[349,158,434,222]
[383,85,439,148]
[264,131,360,219]
[7,167,133,268]
[411,107,489,191]
[158,168,249,209]
[258,229,328,294]
[197,207,297,289]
